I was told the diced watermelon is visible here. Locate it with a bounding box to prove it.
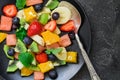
[26,0,43,6]
[0,15,12,31]
[6,34,17,46]
[59,34,71,47]
[46,42,60,49]
[38,45,46,53]
[34,71,44,80]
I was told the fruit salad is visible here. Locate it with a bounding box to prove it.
[0,0,79,80]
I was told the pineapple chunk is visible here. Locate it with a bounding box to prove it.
[66,51,77,63]
[38,61,54,73]
[41,31,60,45]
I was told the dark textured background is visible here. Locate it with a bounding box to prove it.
[71,0,120,80]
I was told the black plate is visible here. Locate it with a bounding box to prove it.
[0,0,91,80]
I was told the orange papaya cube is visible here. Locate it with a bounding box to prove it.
[6,34,17,46]
[0,15,12,31]
[41,31,60,45]
[26,0,43,6]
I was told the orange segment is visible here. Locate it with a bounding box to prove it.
[21,67,33,76]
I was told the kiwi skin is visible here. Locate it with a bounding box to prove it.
[15,39,27,53]
[29,42,40,53]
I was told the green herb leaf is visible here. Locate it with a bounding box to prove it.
[16,28,27,41]
[18,52,34,67]
[16,0,26,9]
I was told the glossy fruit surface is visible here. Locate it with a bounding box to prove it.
[34,3,43,12]
[3,4,17,17]
[48,69,58,79]
[27,21,43,36]
[52,12,59,20]
[7,48,15,56]
[23,36,33,45]
[36,52,48,63]
[12,17,20,25]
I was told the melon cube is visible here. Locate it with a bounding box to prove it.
[26,0,43,6]
[59,34,71,47]
[34,71,44,80]
[0,16,12,31]
[6,34,17,46]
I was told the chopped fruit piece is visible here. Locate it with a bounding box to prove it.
[0,16,12,31]
[29,65,40,71]
[60,20,75,32]
[27,21,43,36]
[24,6,37,22]
[41,31,60,45]
[46,0,59,10]
[16,10,25,19]
[48,69,58,79]
[44,20,56,32]
[3,4,17,17]
[38,61,54,73]
[38,45,46,53]
[7,60,18,72]
[66,51,77,63]
[15,39,27,53]
[21,67,33,76]
[36,52,48,63]
[16,61,24,69]
[34,71,44,80]
[6,34,17,46]
[54,47,67,60]
[59,34,71,47]
[3,45,14,59]
[31,35,44,46]
[39,13,49,25]
[51,7,71,24]
[26,0,43,6]
[46,42,60,49]
[0,32,7,43]
[29,41,39,53]
[53,27,61,34]
[14,53,19,60]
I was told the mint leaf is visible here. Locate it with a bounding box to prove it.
[18,52,34,67]
[16,28,27,41]
[16,0,26,9]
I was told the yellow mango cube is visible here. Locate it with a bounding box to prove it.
[24,6,37,22]
[41,31,60,45]
[0,32,7,43]
[66,51,77,63]
[38,61,54,73]
[21,67,33,76]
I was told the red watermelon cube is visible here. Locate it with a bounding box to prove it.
[26,0,43,6]
[0,15,12,31]
[6,34,17,46]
